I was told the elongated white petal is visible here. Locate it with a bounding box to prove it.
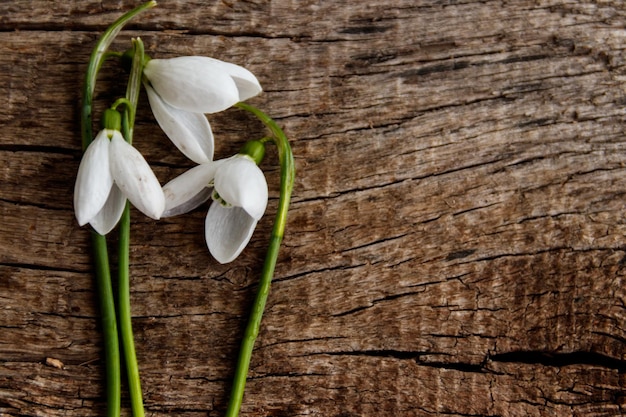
[205,203,257,264]
[213,156,268,220]
[145,83,214,164]
[109,132,165,219]
[162,161,225,216]
[74,130,114,226]
[89,184,126,235]
[144,57,240,114]
[209,59,262,101]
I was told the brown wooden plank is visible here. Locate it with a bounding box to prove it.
[1,0,626,416]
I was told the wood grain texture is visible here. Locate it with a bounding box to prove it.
[2,1,626,416]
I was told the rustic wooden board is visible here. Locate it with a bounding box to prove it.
[1,1,626,416]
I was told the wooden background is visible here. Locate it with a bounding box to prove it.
[1,0,626,416]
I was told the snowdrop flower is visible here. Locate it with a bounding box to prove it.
[142,56,262,164]
[74,126,165,235]
[162,143,268,263]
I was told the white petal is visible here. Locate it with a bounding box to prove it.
[89,184,126,235]
[210,59,262,101]
[214,156,268,220]
[109,132,165,219]
[163,187,212,217]
[205,203,258,264]
[145,83,214,164]
[74,130,114,226]
[162,161,224,216]
[144,57,240,114]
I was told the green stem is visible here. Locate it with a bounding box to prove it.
[225,103,295,417]
[81,4,155,417]
[122,38,144,143]
[79,3,153,416]
[81,0,156,149]
[118,37,146,417]
[91,232,121,417]
[118,203,145,417]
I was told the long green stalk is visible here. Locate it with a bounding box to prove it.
[118,203,146,417]
[118,37,146,417]
[225,103,295,417]
[91,232,121,417]
[80,4,155,416]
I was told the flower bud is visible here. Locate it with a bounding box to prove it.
[238,140,265,165]
[101,108,121,132]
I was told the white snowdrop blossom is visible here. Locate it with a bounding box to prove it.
[162,154,268,264]
[74,129,165,235]
[143,56,262,164]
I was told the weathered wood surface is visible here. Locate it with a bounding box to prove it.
[2,1,626,416]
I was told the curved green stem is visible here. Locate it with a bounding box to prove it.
[110,98,135,125]
[118,37,146,417]
[80,4,154,416]
[81,4,155,417]
[225,103,295,417]
[81,0,156,149]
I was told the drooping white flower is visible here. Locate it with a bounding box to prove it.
[143,56,262,164]
[74,129,165,235]
[162,154,268,264]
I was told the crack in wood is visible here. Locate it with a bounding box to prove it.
[489,350,626,372]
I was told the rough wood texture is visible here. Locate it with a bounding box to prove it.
[2,1,626,416]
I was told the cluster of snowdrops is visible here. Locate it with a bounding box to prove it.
[76,4,294,417]
[75,53,268,263]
